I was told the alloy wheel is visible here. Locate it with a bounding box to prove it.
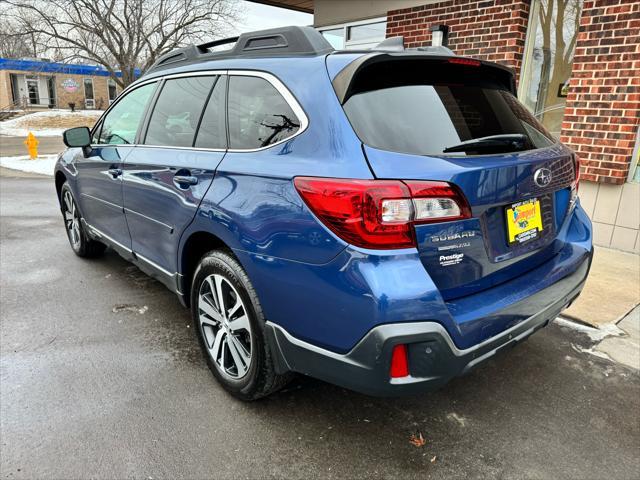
[63,190,81,249]
[198,274,252,379]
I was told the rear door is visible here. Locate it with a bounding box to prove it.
[335,56,578,300]
[77,81,157,254]
[122,74,227,275]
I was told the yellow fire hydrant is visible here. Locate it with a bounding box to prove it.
[24,132,39,159]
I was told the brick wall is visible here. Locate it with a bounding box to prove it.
[386,0,530,82]
[559,0,640,185]
[55,74,113,111]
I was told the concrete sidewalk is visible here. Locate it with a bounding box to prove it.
[560,246,640,371]
[563,247,640,327]
[596,306,640,369]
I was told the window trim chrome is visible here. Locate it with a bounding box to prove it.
[88,69,309,153]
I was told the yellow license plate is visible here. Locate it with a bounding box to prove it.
[506,198,543,245]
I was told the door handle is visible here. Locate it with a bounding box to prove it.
[107,168,122,178]
[173,175,199,187]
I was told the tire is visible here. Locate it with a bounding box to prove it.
[191,250,292,400]
[60,182,106,258]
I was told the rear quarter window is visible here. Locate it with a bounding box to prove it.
[227,76,301,150]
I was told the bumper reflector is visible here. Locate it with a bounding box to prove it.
[390,344,409,378]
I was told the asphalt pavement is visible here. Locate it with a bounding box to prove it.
[0,136,65,156]
[1,174,639,479]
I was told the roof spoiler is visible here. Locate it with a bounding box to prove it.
[332,52,517,104]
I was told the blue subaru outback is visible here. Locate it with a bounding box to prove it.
[55,27,592,400]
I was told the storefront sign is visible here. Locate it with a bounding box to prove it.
[61,78,79,93]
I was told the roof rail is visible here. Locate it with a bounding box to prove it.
[145,26,334,76]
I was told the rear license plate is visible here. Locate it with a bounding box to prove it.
[506,198,543,245]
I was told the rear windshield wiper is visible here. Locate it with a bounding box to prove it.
[442,134,528,153]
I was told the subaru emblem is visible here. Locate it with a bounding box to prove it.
[534,168,552,187]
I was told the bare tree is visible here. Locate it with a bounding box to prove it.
[0,13,49,58]
[1,0,241,87]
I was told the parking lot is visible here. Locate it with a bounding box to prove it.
[1,173,639,479]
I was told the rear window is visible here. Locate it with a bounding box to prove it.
[341,60,555,156]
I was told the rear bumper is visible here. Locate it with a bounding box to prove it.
[266,249,591,396]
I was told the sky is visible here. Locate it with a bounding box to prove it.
[232,1,313,34]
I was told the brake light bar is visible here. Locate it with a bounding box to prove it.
[448,57,481,67]
[293,177,471,249]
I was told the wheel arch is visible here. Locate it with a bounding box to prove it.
[179,230,236,308]
[55,170,67,204]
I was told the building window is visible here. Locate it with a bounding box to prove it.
[519,0,583,138]
[46,76,56,107]
[84,78,95,109]
[319,18,386,50]
[108,78,118,104]
[320,28,344,49]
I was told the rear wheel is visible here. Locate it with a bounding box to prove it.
[191,250,291,400]
[60,183,106,257]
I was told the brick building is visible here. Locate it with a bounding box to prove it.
[252,0,640,253]
[0,58,126,111]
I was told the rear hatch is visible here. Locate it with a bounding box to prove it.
[331,53,578,300]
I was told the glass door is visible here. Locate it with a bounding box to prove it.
[84,78,95,108]
[26,78,39,105]
[519,0,583,138]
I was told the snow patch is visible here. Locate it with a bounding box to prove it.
[0,109,103,137]
[570,343,614,361]
[0,155,57,176]
[554,316,625,342]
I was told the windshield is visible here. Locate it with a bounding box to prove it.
[341,61,555,156]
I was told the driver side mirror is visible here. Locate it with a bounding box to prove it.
[62,127,91,148]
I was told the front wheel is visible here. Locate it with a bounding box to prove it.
[191,250,291,400]
[60,183,106,258]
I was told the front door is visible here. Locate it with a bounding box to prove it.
[76,81,157,254]
[123,75,227,274]
[26,79,39,104]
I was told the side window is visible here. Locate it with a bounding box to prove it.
[228,76,301,150]
[194,76,227,149]
[144,76,216,148]
[99,82,156,145]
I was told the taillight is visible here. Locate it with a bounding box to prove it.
[294,177,471,249]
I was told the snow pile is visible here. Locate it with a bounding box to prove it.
[0,109,103,137]
[0,155,58,175]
